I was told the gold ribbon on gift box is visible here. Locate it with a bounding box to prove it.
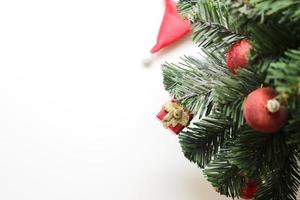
[162,102,190,128]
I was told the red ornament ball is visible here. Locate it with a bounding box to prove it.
[226,39,252,73]
[241,181,257,199]
[243,87,288,133]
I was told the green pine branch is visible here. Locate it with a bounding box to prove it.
[227,126,300,199]
[212,67,261,104]
[249,0,300,23]
[177,0,245,49]
[228,127,288,178]
[266,48,300,95]
[248,23,298,58]
[216,98,245,130]
[162,49,261,113]
[177,0,197,19]
[204,147,246,199]
[179,113,233,168]
[178,0,229,26]
[162,49,231,113]
[192,23,244,49]
[255,150,300,200]
[162,56,217,113]
[286,112,300,159]
[159,1,300,199]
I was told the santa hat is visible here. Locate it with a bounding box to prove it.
[143,0,191,66]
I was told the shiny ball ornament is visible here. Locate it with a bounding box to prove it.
[226,39,252,73]
[241,181,257,199]
[243,87,288,133]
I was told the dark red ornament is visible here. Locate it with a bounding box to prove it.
[241,181,257,199]
[243,87,288,133]
[226,39,252,73]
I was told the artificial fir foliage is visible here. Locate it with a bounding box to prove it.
[157,0,300,199]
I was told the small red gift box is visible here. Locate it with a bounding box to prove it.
[157,100,192,135]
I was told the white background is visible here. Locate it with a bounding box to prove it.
[0,1,299,200]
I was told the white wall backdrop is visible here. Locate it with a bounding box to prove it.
[0,1,298,200]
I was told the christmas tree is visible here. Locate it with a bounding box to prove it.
[157,0,300,199]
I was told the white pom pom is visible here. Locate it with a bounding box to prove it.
[267,99,280,113]
[142,54,154,67]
